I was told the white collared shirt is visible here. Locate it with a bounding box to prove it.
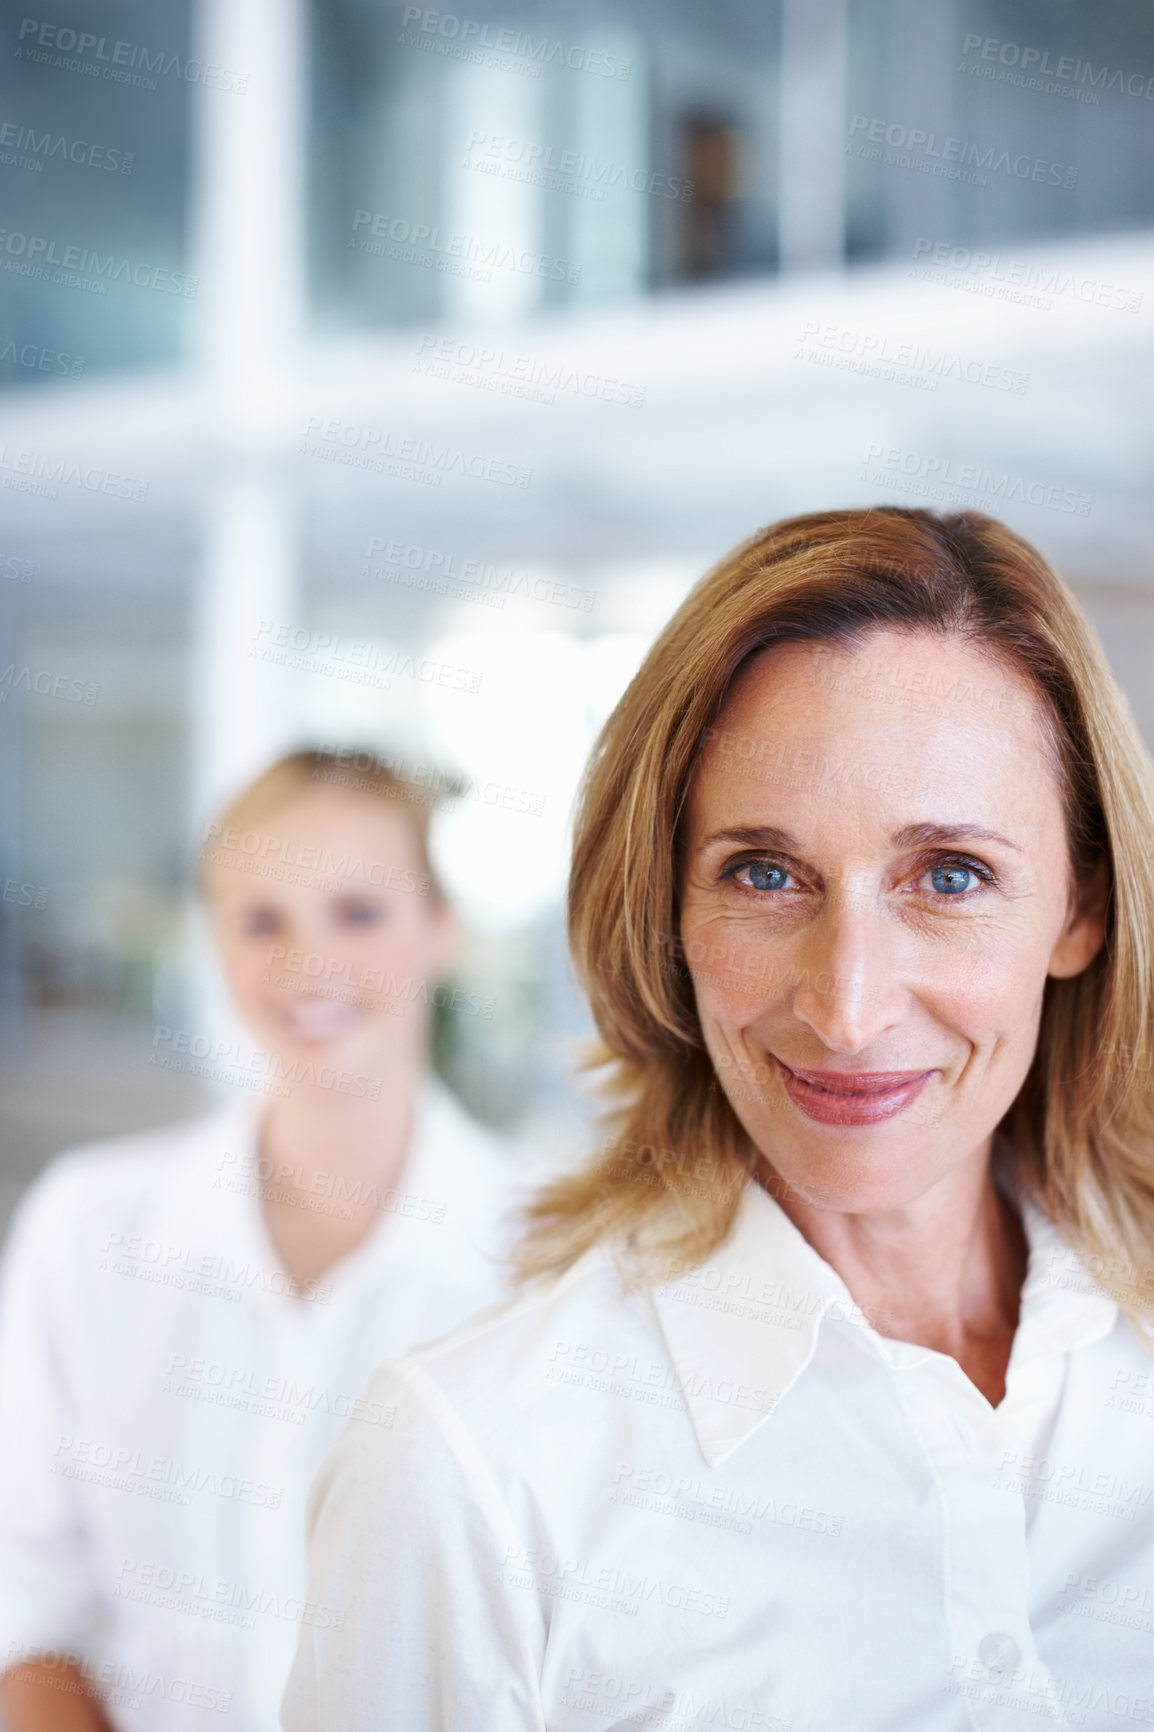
[0,1079,524,1731]
[284,1179,1154,1732]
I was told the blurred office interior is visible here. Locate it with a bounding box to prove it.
[2,0,1154,1231]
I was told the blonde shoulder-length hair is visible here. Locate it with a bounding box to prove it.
[517,506,1154,1315]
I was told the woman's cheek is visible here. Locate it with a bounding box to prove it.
[231,955,275,1015]
[934,927,1046,1026]
[693,939,788,1030]
[356,934,428,1017]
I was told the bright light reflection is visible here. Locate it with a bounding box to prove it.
[422,629,650,930]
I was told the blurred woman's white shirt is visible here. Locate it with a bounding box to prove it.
[0,1079,525,1731]
[282,1177,1154,1732]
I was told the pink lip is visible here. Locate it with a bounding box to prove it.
[775,1059,935,1126]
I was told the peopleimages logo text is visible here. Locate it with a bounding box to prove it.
[0,120,133,173]
[398,8,631,79]
[351,209,580,285]
[962,34,1154,101]
[848,115,1077,188]
[16,18,248,91]
[0,230,195,295]
[910,239,1142,315]
[862,444,1092,517]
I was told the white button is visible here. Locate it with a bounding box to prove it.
[978,1632,1020,1681]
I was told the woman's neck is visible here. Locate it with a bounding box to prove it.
[768,1157,1029,1408]
[255,1051,427,1286]
[264,1071,419,1171]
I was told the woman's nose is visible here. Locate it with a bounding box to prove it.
[263,927,331,983]
[789,896,906,1054]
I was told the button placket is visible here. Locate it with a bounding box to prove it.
[892,1359,1073,1729]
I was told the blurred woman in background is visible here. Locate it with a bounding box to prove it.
[0,748,525,1731]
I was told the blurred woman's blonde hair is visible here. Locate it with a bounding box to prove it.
[197,746,451,903]
[517,507,1154,1320]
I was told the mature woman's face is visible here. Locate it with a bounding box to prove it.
[679,629,1106,1213]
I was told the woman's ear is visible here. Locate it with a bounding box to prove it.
[1047,853,1110,980]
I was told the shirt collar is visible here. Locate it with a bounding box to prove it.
[174,1081,477,1312]
[1007,1193,1118,1371]
[649,1182,850,1467]
[234,1075,514,1306]
[650,1179,1119,1469]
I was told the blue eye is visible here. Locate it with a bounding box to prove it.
[747,861,791,891]
[931,864,975,896]
[338,900,384,927]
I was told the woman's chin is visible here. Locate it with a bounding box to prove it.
[761,1147,954,1216]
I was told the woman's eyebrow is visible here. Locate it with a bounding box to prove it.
[699,825,804,852]
[698,822,1022,854]
[891,822,1022,853]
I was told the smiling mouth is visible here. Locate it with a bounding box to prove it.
[279,997,360,1042]
[773,1059,936,1126]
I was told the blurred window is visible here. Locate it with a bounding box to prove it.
[0,0,192,380]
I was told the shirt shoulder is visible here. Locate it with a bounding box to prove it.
[360,1244,657,1459]
[1,1106,251,1262]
